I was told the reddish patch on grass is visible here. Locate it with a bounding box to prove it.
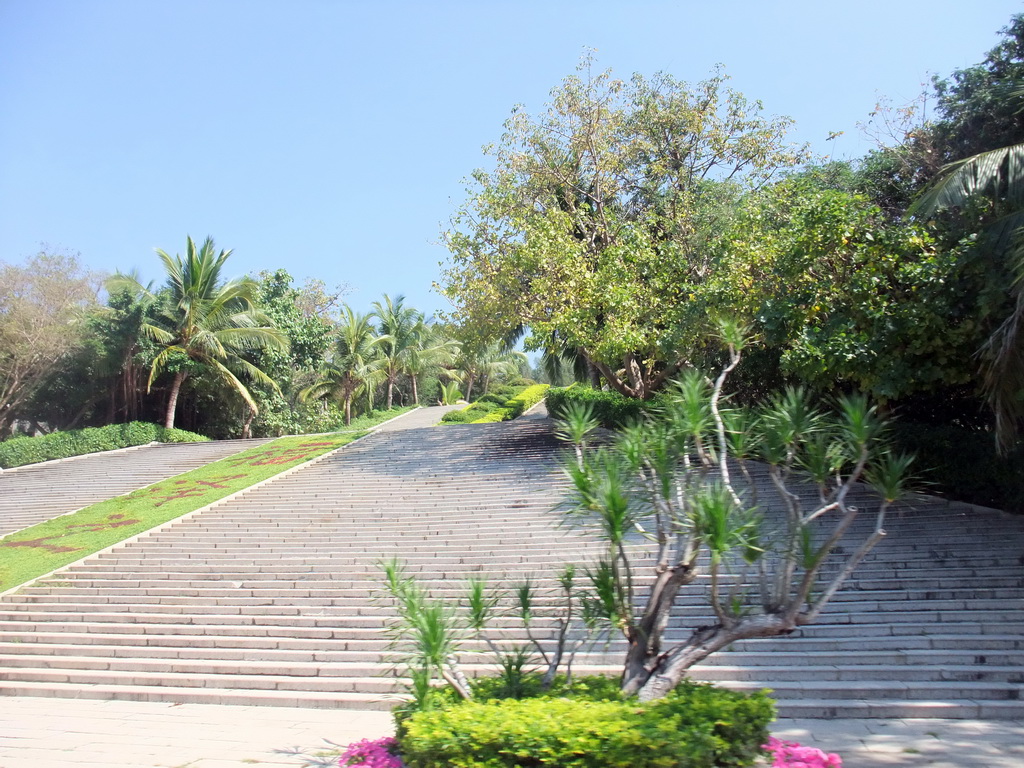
[1,537,80,553]
[2,512,145,552]
[132,474,248,506]
[224,442,338,467]
[66,517,140,532]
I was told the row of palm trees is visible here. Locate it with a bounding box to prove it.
[303,299,456,425]
[111,237,527,432]
[302,297,528,425]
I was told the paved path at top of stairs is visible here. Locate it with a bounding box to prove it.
[0,439,272,537]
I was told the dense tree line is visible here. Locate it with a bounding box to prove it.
[443,17,1024,468]
[0,238,531,441]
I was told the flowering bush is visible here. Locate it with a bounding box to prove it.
[763,737,842,768]
[338,737,404,768]
[331,733,842,768]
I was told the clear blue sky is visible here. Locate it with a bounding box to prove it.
[1,0,1021,317]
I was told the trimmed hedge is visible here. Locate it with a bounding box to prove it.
[399,677,774,768]
[441,384,550,425]
[0,422,209,469]
[545,385,655,428]
[469,383,549,423]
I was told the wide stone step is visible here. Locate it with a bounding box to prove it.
[0,680,394,710]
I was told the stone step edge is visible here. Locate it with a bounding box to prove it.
[0,681,1019,719]
[0,680,397,710]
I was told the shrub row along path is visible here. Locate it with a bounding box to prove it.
[0,406,1022,756]
[0,439,273,537]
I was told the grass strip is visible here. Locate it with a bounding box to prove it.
[0,433,363,591]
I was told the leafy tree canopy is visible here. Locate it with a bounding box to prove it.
[441,56,806,399]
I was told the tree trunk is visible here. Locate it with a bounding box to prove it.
[412,374,419,405]
[465,373,476,402]
[619,565,698,694]
[241,406,256,439]
[634,614,795,700]
[344,393,352,426]
[386,376,395,409]
[164,371,186,429]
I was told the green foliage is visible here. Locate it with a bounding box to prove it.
[0,422,208,469]
[468,383,549,423]
[398,678,774,768]
[890,421,1024,513]
[546,386,650,429]
[440,384,549,424]
[932,14,1024,161]
[439,381,463,406]
[107,236,288,430]
[440,409,472,423]
[709,182,989,402]
[441,57,804,399]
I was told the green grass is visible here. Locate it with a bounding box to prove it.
[0,433,363,592]
[338,405,417,431]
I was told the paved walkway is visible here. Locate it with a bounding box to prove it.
[0,697,1021,767]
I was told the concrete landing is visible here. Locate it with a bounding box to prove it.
[0,697,1020,767]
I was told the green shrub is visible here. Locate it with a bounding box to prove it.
[890,421,1024,513]
[398,678,773,768]
[472,409,513,423]
[545,386,651,428]
[476,393,511,406]
[468,384,549,424]
[441,409,473,424]
[0,422,209,469]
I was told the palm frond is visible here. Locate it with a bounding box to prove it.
[912,144,1024,215]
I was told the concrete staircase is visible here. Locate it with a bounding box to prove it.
[0,417,1022,718]
[0,438,272,536]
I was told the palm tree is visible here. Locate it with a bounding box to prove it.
[913,141,1024,451]
[301,306,384,425]
[454,342,528,400]
[108,236,287,430]
[403,321,460,405]
[371,294,422,409]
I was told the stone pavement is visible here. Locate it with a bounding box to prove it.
[0,696,1021,767]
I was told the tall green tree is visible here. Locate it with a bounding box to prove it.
[913,140,1024,450]
[453,341,527,401]
[109,236,287,430]
[708,176,989,404]
[441,58,804,399]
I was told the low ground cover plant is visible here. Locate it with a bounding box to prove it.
[0,421,208,469]
[0,433,362,591]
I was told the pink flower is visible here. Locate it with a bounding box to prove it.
[763,736,842,768]
[338,737,404,768]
